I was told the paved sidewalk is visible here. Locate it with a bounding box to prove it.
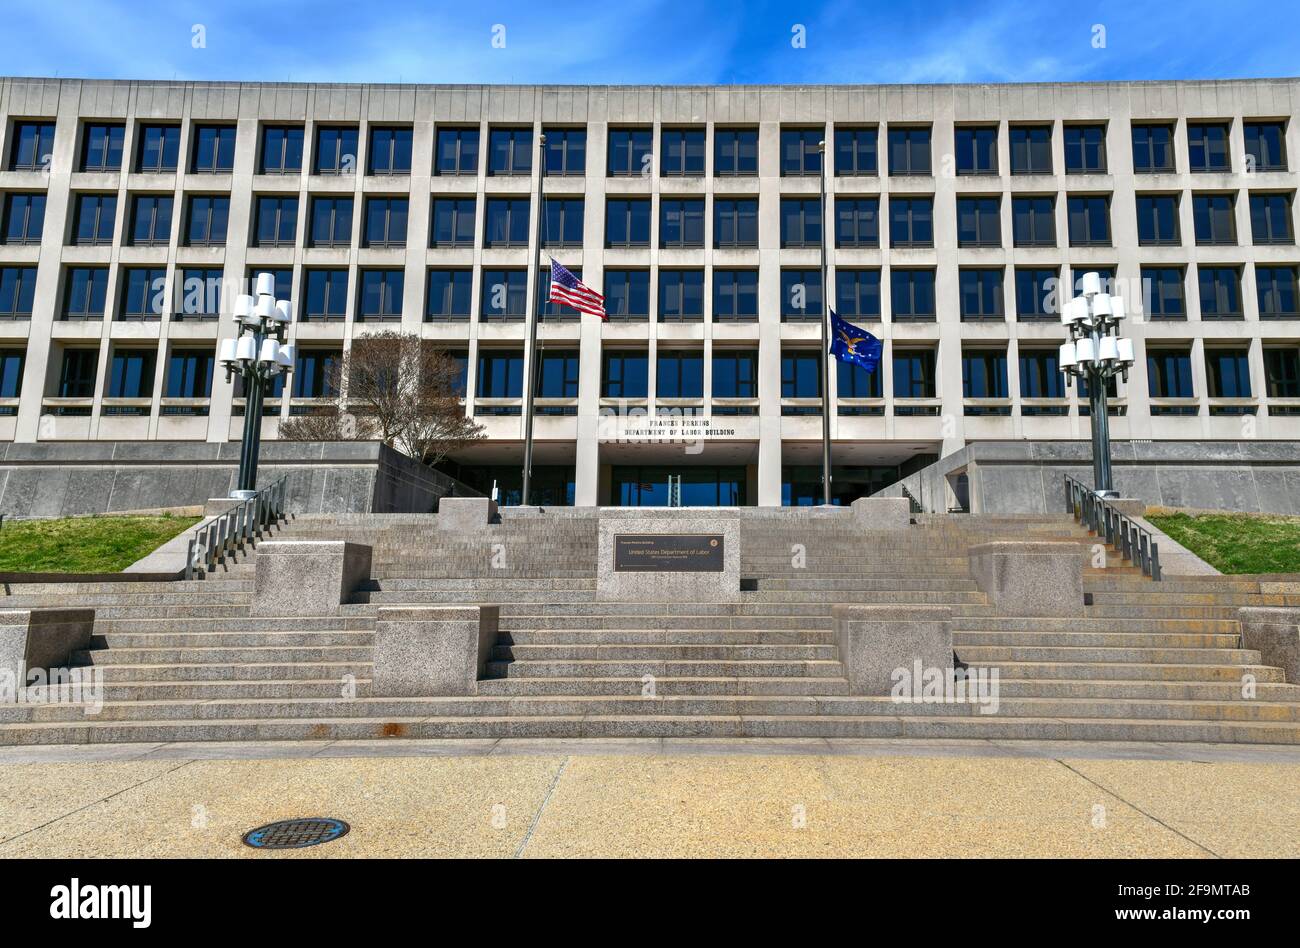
[1,739,1297,857]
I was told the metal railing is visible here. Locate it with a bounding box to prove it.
[899,483,924,515]
[184,476,289,579]
[1064,474,1161,581]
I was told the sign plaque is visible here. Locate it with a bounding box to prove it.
[613,534,724,573]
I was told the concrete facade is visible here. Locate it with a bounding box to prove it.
[1,78,1299,508]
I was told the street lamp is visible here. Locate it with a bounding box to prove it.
[1058,271,1136,498]
[218,272,294,499]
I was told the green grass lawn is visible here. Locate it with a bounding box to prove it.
[0,515,201,573]
[1146,511,1300,574]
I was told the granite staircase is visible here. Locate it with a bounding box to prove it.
[3,511,1299,745]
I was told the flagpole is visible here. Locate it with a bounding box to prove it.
[817,138,832,506]
[520,132,547,507]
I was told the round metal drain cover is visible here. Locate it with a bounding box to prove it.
[242,818,350,850]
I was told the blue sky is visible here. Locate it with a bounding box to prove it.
[4,0,1299,85]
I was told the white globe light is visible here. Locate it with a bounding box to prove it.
[275,343,293,367]
[233,294,254,320]
[274,300,292,323]
[1059,341,1078,368]
[1092,293,1113,317]
[1117,338,1135,364]
[235,334,257,362]
[255,273,276,298]
[1075,337,1097,364]
[1098,335,1119,362]
[258,339,280,363]
[254,295,276,321]
[217,338,237,364]
[1081,272,1102,297]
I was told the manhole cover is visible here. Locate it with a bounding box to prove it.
[242,818,350,850]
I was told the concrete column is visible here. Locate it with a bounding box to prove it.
[371,606,498,696]
[832,605,953,695]
[0,608,95,693]
[968,541,1084,616]
[251,540,372,616]
[436,496,497,529]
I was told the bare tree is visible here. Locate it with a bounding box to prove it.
[279,331,484,465]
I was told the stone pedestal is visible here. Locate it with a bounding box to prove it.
[1238,607,1300,684]
[0,608,95,695]
[596,517,739,602]
[437,496,498,530]
[968,541,1084,616]
[251,541,372,616]
[371,606,499,696]
[850,497,911,529]
[832,605,953,695]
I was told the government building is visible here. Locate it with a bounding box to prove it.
[0,77,1297,509]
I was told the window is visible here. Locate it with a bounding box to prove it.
[661,128,705,176]
[1020,350,1066,400]
[1067,195,1110,246]
[1015,267,1059,320]
[1064,124,1107,173]
[1250,193,1294,244]
[660,198,704,248]
[1245,121,1287,172]
[544,128,585,176]
[260,126,303,174]
[358,269,404,320]
[715,198,758,248]
[129,194,173,246]
[713,350,758,398]
[608,128,652,176]
[1266,347,1300,398]
[72,193,116,245]
[368,126,412,175]
[889,197,933,248]
[428,197,474,248]
[119,267,167,320]
[1141,266,1186,318]
[1070,266,1117,297]
[957,196,1000,248]
[483,197,528,248]
[894,349,936,398]
[535,350,580,399]
[538,265,585,320]
[781,349,822,398]
[426,269,471,322]
[310,196,354,247]
[836,269,881,321]
[292,350,340,399]
[255,195,299,247]
[658,270,704,322]
[780,129,822,176]
[891,269,936,321]
[480,269,527,320]
[191,125,235,173]
[959,269,1005,320]
[955,126,997,175]
[781,269,822,321]
[1009,125,1053,175]
[838,358,882,399]
[657,350,703,398]
[1011,196,1055,247]
[434,127,479,176]
[136,124,180,172]
[304,269,349,321]
[606,198,650,247]
[602,350,648,398]
[715,128,758,176]
[1148,348,1194,399]
[248,268,291,302]
[9,121,55,171]
[166,348,214,399]
[2,193,45,244]
[80,123,124,172]
[477,350,524,398]
[488,128,532,176]
[713,270,758,321]
[888,127,931,175]
[604,270,650,320]
[0,266,36,318]
[1256,265,1299,318]
[58,349,98,397]
[962,350,1009,403]
[781,198,822,248]
[835,197,879,248]
[315,126,359,174]
[1193,193,1236,245]
[1188,122,1230,172]
[1205,349,1251,399]
[1198,266,1242,318]
[1137,194,1180,245]
[0,349,24,399]
[185,195,229,246]
[363,196,408,248]
[62,267,108,319]
[1132,123,1175,173]
[175,268,222,318]
[835,127,877,176]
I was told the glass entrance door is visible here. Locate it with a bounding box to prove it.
[610,466,747,506]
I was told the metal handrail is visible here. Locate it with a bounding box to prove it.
[1064,474,1161,581]
[899,483,924,515]
[184,475,289,579]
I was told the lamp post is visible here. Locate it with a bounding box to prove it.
[219,272,294,499]
[1058,271,1136,498]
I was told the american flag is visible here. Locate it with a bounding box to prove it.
[548,258,606,320]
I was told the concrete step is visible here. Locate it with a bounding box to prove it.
[953,630,1242,648]
[94,617,374,632]
[92,631,375,649]
[70,661,372,682]
[960,660,1284,682]
[498,629,835,646]
[955,645,1262,665]
[26,679,371,701]
[954,617,1242,633]
[74,645,373,665]
[485,659,847,678]
[490,643,839,661]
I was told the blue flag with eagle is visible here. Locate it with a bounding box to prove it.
[828,309,883,374]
